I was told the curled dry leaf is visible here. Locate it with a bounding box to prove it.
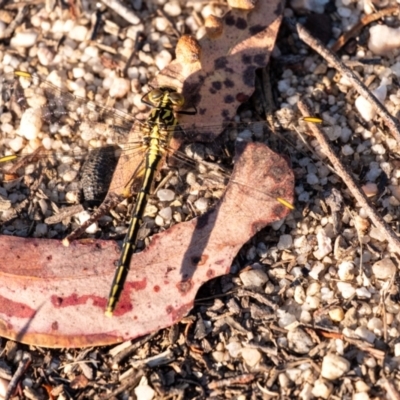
[0,143,294,348]
[153,0,284,140]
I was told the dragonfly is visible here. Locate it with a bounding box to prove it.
[0,70,293,316]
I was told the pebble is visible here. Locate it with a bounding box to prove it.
[277,234,292,250]
[287,328,314,354]
[367,317,383,336]
[134,376,155,400]
[311,379,333,399]
[241,348,262,367]
[355,84,387,122]
[353,393,370,400]
[19,108,43,140]
[10,31,38,47]
[155,49,172,70]
[341,144,354,156]
[362,183,378,197]
[355,326,376,344]
[355,287,371,299]
[337,261,354,281]
[372,258,396,280]
[329,307,344,322]
[9,136,24,152]
[321,354,350,380]
[34,223,48,237]
[157,189,175,202]
[277,309,297,327]
[294,285,306,304]
[226,341,242,358]
[109,77,131,99]
[158,207,172,221]
[239,269,268,287]
[77,211,98,234]
[336,282,355,299]
[368,24,400,56]
[37,46,54,66]
[194,197,209,212]
[163,1,182,17]
[313,230,332,260]
[68,25,89,42]
[212,350,225,363]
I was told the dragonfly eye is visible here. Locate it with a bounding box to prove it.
[168,91,185,107]
[147,88,163,104]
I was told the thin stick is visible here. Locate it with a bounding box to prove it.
[331,6,400,52]
[298,99,400,255]
[100,0,140,25]
[297,23,400,143]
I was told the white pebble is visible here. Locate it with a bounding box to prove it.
[158,206,172,221]
[157,189,175,202]
[226,341,242,358]
[134,376,155,400]
[241,348,262,367]
[312,379,333,399]
[37,46,54,66]
[239,269,268,287]
[68,25,89,42]
[10,31,38,47]
[294,285,306,304]
[109,77,130,99]
[8,136,24,152]
[367,317,383,336]
[355,84,387,122]
[78,211,98,234]
[288,328,314,354]
[338,261,354,281]
[62,169,78,183]
[368,25,400,56]
[155,49,172,70]
[19,108,43,140]
[336,282,355,299]
[313,229,332,260]
[163,1,181,17]
[355,326,376,344]
[277,309,297,327]
[356,287,371,299]
[353,393,370,400]
[321,354,350,380]
[194,197,208,212]
[372,258,396,280]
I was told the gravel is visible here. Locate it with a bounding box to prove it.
[1,0,400,398]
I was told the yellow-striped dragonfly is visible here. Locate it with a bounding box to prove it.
[0,71,293,316]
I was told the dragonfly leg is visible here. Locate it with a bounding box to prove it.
[62,192,122,246]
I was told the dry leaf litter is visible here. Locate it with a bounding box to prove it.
[1,0,400,399]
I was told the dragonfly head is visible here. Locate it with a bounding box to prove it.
[145,87,185,108]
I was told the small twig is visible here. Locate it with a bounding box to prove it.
[0,6,28,40]
[102,370,144,400]
[100,0,140,25]
[297,23,400,143]
[298,99,400,255]
[111,331,158,367]
[5,352,31,400]
[331,6,400,52]
[208,373,256,389]
[380,378,400,400]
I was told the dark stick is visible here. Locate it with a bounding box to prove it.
[298,99,400,255]
[297,23,400,143]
